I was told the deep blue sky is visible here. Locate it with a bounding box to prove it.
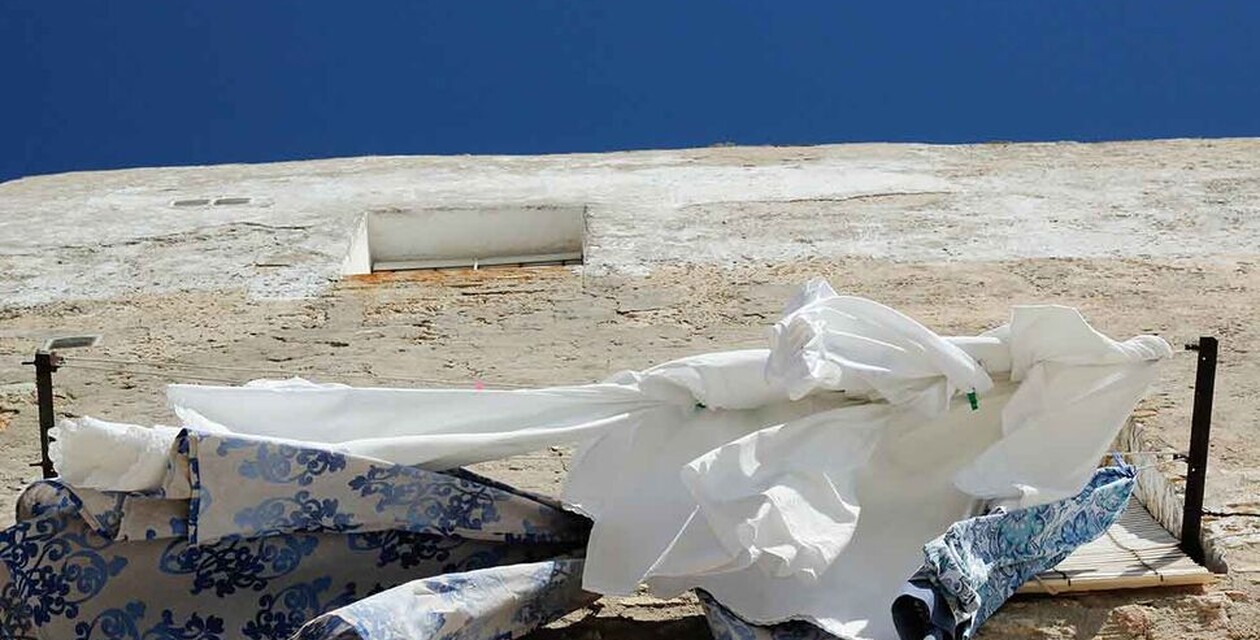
[3,1,1258,181]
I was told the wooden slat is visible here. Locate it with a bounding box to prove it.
[1016,502,1214,594]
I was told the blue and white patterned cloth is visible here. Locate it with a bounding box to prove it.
[0,429,595,640]
[895,464,1136,639]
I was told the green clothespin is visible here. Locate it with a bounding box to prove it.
[966,388,979,411]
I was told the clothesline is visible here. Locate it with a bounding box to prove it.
[53,360,1190,471]
[57,362,245,385]
[52,333,1205,391]
[53,361,1190,471]
[58,355,541,389]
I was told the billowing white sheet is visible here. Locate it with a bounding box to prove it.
[50,279,1170,639]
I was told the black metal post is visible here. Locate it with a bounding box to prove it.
[1180,336,1217,565]
[32,350,59,479]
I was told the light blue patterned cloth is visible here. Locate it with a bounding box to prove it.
[700,465,1135,640]
[899,464,1136,639]
[0,429,594,640]
[295,558,591,639]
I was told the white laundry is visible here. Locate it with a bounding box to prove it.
[49,417,183,493]
[49,279,1170,639]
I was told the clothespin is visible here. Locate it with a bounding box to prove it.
[966,388,979,411]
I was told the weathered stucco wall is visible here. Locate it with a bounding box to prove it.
[2,138,1258,305]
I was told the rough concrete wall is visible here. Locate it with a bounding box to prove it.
[2,139,1259,304]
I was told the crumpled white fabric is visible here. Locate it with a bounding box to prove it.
[566,283,1167,639]
[766,279,994,411]
[49,417,182,492]
[50,279,1169,639]
[567,281,1012,596]
[953,306,1173,509]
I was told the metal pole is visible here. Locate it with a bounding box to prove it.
[1181,336,1217,566]
[33,350,59,479]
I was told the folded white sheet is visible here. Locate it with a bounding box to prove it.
[50,417,181,493]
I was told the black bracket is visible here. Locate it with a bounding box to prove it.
[1180,336,1217,566]
[23,350,61,479]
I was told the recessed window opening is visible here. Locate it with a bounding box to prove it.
[342,205,587,275]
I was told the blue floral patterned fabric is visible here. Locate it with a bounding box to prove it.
[898,464,1135,639]
[701,465,1135,640]
[175,430,588,546]
[296,558,595,639]
[0,430,594,640]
